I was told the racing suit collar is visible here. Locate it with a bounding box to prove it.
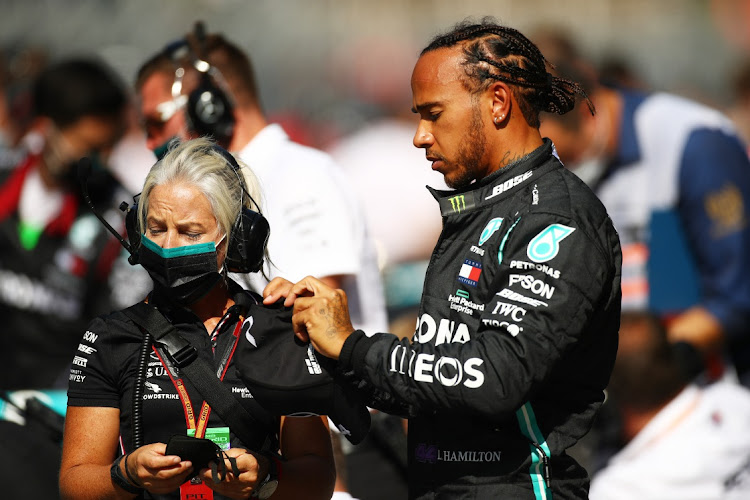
[429,139,556,217]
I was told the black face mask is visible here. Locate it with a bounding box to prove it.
[139,234,224,306]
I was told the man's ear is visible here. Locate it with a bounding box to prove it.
[490,82,512,126]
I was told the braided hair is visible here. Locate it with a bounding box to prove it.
[422,18,594,128]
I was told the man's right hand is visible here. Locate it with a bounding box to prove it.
[284,276,355,360]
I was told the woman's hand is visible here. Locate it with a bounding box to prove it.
[126,442,194,494]
[61,406,196,499]
[199,448,268,499]
[263,277,295,305]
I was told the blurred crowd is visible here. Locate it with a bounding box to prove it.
[0,17,749,500]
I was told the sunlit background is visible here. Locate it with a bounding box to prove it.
[2,0,749,148]
[2,4,750,497]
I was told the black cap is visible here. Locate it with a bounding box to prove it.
[234,302,371,444]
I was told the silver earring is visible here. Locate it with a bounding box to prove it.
[494,117,500,125]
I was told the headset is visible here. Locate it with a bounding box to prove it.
[78,144,269,453]
[79,144,270,274]
[164,21,235,149]
[210,144,270,274]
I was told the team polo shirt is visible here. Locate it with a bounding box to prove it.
[67,289,280,455]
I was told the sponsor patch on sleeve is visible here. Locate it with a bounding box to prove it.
[527,224,575,263]
[457,259,482,287]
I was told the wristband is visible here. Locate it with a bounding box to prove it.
[250,453,280,499]
[111,454,143,494]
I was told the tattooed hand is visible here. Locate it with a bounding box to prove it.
[284,276,355,360]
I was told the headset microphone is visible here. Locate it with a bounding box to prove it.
[77,157,139,264]
[79,145,268,273]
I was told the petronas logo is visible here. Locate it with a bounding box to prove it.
[449,194,466,213]
[527,224,575,263]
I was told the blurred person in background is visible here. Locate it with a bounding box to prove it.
[134,22,387,335]
[326,37,447,325]
[102,100,165,313]
[0,50,13,160]
[537,30,750,387]
[0,57,128,390]
[269,18,622,499]
[326,37,445,266]
[727,59,750,155]
[589,311,750,499]
[0,45,49,170]
[597,53,647,92]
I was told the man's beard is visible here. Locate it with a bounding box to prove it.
[444,107,486,190]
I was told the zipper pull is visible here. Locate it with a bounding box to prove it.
[530,441,551,488]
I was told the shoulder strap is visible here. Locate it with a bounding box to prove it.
[123,302,275,453]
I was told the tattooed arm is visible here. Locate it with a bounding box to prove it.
[270,276,354,360]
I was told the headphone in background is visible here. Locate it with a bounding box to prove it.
[79,144,269,274]
[165,21,235,149]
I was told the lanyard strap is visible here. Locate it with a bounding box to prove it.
[154,320,242,437]
[123,302,274,451]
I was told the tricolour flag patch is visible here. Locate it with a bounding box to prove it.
[458,259,482,287]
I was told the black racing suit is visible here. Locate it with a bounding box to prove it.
[339,140,622,499]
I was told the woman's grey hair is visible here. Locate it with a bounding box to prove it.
[137,137,264,244]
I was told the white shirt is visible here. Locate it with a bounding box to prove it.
[330,493,359,500]
[233,124,387,333]
[328,119,446,268]
[589,381,750,500]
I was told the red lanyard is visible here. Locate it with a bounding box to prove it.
[153,319,242,438]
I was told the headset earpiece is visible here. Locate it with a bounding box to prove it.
[186,72,235,149]
[165,23,236,150]
[225,207,269,273]
[210,145,269,273]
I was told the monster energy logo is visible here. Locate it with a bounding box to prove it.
[441,192,475,216]
[450,195,467,213]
